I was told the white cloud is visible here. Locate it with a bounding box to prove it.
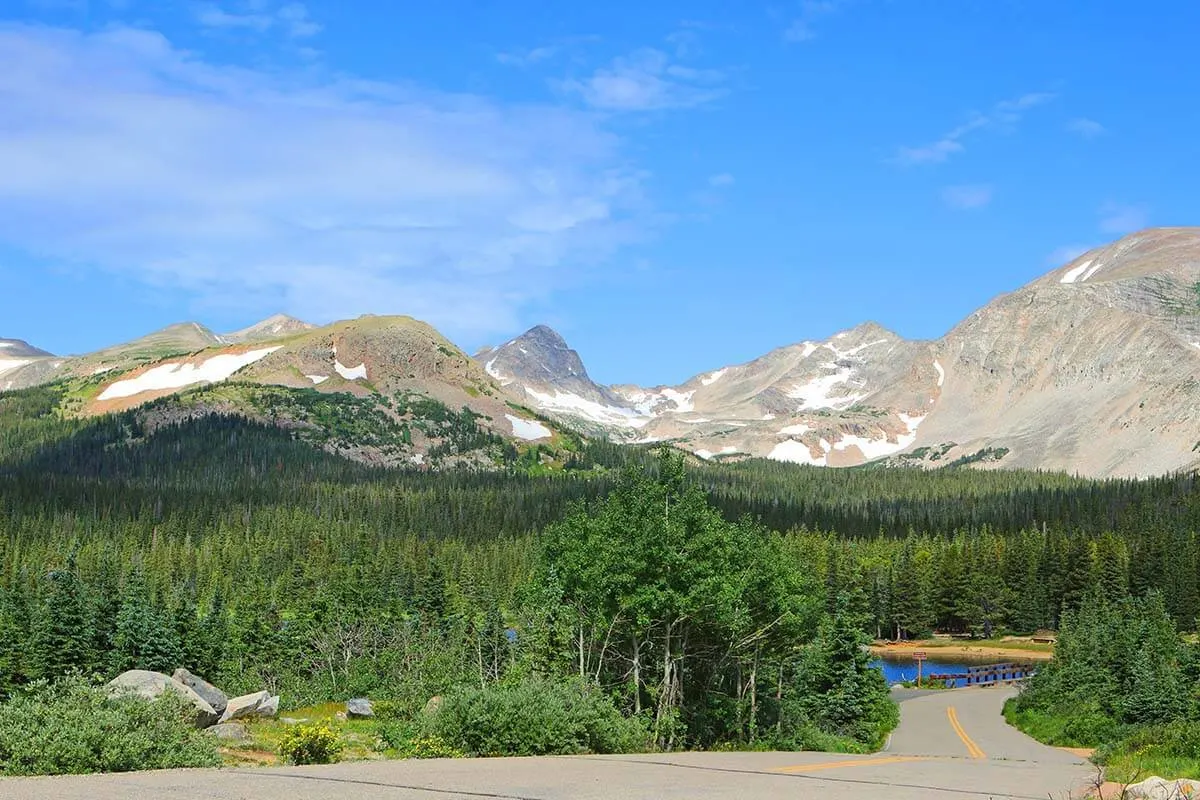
[0,24,648,338]
[1099,202,1149,235]
[895,92,1055,165]
[559,48,724,111]
[708,173,734,187]
[1067,117,1105,139]
[196,2,320,38]
[941,184,992,209]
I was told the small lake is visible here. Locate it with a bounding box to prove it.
[870,652,1036,687]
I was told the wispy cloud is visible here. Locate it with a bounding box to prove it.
[195,2,321,38]
[941,184,993,209]
[1099,202,1149,234]
[894,92,1055,165]
[708,173,735,187]
[783,0,844,42]
[0,24,649,338]
[1067,117,1105,139]
[559,48,725,112]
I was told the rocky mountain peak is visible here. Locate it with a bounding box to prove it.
[224,314,315,344]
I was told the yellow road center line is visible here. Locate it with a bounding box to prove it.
[772,756,928,774]
[947,706,986,759]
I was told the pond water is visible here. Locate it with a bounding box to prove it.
[869,652,1036,686]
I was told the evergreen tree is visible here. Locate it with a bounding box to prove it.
[111,568,182,674]
[29,560,91,680]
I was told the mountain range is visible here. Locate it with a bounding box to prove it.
[3,228,1199,477]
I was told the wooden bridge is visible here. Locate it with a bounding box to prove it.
[927,662,1036,688]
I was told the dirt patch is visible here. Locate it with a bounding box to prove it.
[870,641,1054,662]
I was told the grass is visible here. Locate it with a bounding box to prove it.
[1103,754,1200,785]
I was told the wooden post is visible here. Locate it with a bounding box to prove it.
[913,651,927,688]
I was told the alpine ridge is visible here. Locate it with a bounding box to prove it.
[483,228,1200,478]
[2,229,1198,477]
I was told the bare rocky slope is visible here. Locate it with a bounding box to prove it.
[484,228,1200,478]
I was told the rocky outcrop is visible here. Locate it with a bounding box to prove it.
[172,668,228,716]
[106,670,220,728]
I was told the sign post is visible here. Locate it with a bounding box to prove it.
[913,651,927,688]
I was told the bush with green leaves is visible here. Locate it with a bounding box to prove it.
[429,678,649,757]
[277,722,343,765]
[375,720,465,759]
[0,676,220,776]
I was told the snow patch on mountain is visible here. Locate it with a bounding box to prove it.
[306,375,329,385]
[98,347,282,400]
[506,414,551,441]
[484,357,511,385]
[1065,260,1094,284]
[768,438,831,466]
[787,363,866,410]
[779,423,811,435]
[701,369,727,386]
[696,446,737,460]
[335,360,368,381]
[525,387,650,428]
[933,360,945,387]
[0,359,33,376]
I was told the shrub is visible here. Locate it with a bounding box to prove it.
[0,676,221,776]
[277,722,343,765]
[375,721,465,759]
[429,678,649,757]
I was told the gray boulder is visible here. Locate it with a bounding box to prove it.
[347,698,374,719]
[219,690,271,723]
[1124,777,1200,800]
[207,722,250,743]
[258,695,280,718]
[106,670,219,728]
[172,668,228,716]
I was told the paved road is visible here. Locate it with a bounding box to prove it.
[0,687,1097,800]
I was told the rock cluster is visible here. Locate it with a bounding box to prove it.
[1120,777,1200,800]
[105,668,279,730]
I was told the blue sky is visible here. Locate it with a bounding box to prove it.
[1,1,1197,385]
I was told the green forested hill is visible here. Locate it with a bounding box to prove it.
[1,382,1198,723]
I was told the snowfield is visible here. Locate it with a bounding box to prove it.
[1060,259,1103,284]
[505,414,551,441]
[696,446,737,460]
[524,387,651,428]
[0,359,33,377]
[768,438,831,466]
[701,369,727,386]
[787,363,866,410]
[335,360,368,380]
[933,359,946,387]
[484,358,511,385]
[779,423,811,436]
[98,347,281,401]
[306,375,329,385]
